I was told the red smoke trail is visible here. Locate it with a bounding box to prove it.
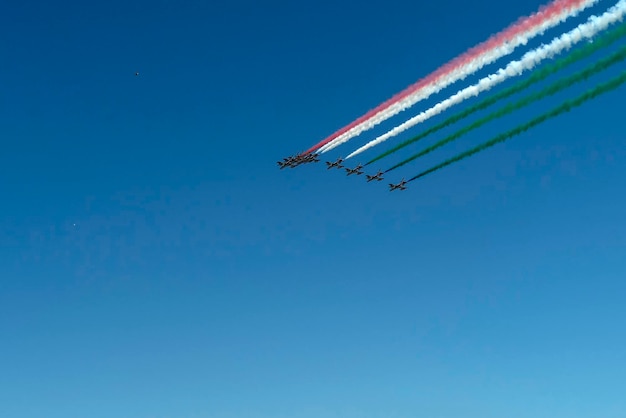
[302,0,592,155]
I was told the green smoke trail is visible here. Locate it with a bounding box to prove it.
[386,45,626,173]
[366,22,626,167]
[408,71,626,182]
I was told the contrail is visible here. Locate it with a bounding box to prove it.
[344,1,626,158]
[385,45,626,172]
[365,23,626,167]
[408,71,626,182]
[305,0,600,155]
[311,0,601,154]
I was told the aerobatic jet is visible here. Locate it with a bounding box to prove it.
[345,164,364,176]
[366,171,384,182]
[277,152,321,169]
[278,155,297,168]
[325,158,344,169]
[389,179,407,191]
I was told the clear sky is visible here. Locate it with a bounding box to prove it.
[1,0,625,417]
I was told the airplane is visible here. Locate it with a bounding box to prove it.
[366,170,384,182]
[345,164,364,176]
[296,154,316,165]
[277,155,298,168]
[389,179,408,191]
[277,152,321,170]
[325,158,344,169]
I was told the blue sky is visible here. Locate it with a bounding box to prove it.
[1,0,625,417]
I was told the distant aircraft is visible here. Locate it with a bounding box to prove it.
[135,72,139,76]
[325,158,344,169]
[389,179,407,191]
[277,152,321,170]
[366,171,384,182]
[277,155,296,168]
[345,164,364,176]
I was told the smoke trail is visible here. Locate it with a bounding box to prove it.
[408,71,626,182]
[340,1,626,157]
[365,23,626,167]
[385,46,626,172]
[304,0,600,155]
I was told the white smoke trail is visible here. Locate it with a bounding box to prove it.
[345,0,626,159]
[318,0,600,154]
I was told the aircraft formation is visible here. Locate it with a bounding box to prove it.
[276,0,626,193]
[276,153,320,169]
[278,155,408,191]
